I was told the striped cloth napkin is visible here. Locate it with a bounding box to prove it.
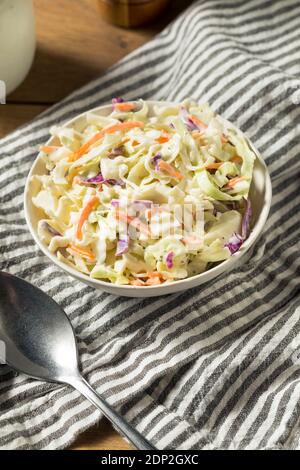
[1,0,300,450]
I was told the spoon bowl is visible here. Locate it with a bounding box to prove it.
[0,271,78,382]
[0,271,155,450]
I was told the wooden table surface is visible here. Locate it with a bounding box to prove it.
[0,0,192,450]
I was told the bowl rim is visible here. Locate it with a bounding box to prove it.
[24,100,272,293]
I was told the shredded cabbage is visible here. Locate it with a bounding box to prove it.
[33,99,256,286]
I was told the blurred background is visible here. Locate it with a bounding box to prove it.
[0,0,193,138]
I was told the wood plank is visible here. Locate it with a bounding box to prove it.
[8,0,192,104]
[0,104,47,139]
[70,418,133,450]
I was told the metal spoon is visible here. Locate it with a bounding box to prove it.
[0,271,155,450]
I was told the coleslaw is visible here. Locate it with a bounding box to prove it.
[32,99,256,286]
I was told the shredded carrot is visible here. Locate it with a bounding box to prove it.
[73,120,144,160]
[188,114,208,131]
[133,271,162,279]
[89,121,144,136]
[70,121,145,161]
[147,271,163,278]
[145,277,162,286]
[76,196,99,240]
[114,211,133,223]
[145,209,152,221]
[114,211,151,237]
[68,244,96,262]
[231,155,243,164]
[130,271,163,286]
[156,131,170,144]
[114,102,136,112]
[130,279,145,286]
[156,135,170,144]
[132,140,140,146]
[40,145,60,154]
[205,162,223,170]
[131,271,163,285]
[189,115,227,143]
[225,176,246,188]
[70,132,103,162]
[158,160,184,180]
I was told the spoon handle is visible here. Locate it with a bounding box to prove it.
[69,375,156,450]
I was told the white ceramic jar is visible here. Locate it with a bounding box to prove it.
[0,0,36,96]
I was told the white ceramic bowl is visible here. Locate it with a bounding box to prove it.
[24,101,272,297]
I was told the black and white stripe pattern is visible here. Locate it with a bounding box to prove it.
[1,0,300,450]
